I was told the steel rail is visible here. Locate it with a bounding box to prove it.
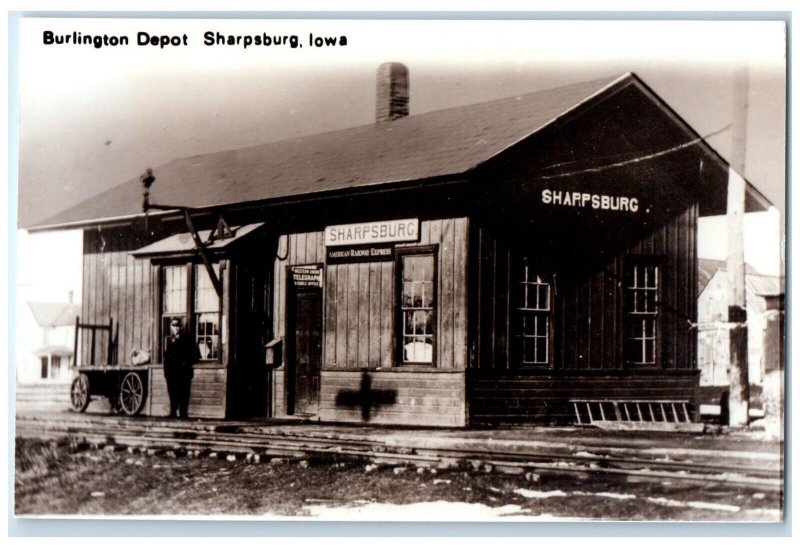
[15,418,782,492]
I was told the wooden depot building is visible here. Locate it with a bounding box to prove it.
[30,64,771,426]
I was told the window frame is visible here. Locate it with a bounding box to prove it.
[395,245,438,367]
[511,258,554,369]
[50,355,62,379]
[193,263,223,362]
[622,255,663,368]
[158,260,224,365]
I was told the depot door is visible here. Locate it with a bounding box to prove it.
[287,285,322,415]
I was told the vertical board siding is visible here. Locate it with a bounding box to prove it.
[80,229,156,367]
[273,219,469,373]
[603,260,620,369]
[346,262,360,368]
[357,262,370,366]
[335,264,348,367]
[271,220,469,422]
[477,233,493,368]
[470,205,697,374]
[439,219,454,370]
[453,218,469,369]
[590,271,605,370]
[368,263,382,366]
[81,249,90,364]
[324,263,338,369]
[379,262,394,367]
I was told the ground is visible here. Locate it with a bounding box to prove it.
[14,438,781,521]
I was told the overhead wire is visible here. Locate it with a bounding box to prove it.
[535,125,731,181]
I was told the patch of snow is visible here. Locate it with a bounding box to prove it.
[741,508,782,521]
[646,497,740,513]
[687,501,741,513]
[514,488,568,499]
[595,492,636,500]
[561,490,635,501]
[573,451,605,458]
[646,497,688,508]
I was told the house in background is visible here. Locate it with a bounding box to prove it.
[697,258,782,387]
[17,297,80,384]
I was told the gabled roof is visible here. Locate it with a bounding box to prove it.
[29,74,628,230]
[28,302,80,327]
[697,258,781,296]
[29,71,771,231]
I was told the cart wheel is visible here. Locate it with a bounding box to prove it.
[119,372,147,416]
[70,374,90,413]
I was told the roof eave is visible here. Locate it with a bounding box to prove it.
[27,173,472,232]
[27,209,178,233]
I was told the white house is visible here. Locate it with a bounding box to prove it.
[18,299,80,383]
[697,258,782,387]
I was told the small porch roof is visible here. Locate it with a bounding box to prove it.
[131,223,265,258]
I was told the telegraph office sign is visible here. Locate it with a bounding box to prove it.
[324,218,419,246]
[291,265,322,288]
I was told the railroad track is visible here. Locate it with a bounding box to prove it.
[15,414,783,492]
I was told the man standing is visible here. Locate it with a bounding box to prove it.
[163,318,198,418]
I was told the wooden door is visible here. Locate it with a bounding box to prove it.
[288,287,322,415]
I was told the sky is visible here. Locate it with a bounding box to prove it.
[15,18,786,229]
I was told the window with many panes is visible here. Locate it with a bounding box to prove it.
[194,265,220,360]
[624,258,660,366]
[162,264,188,335]
[512,260,552,366]
[161,263,221,362]
[398,250,436,365]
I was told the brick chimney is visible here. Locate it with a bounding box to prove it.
[376,62,409,123]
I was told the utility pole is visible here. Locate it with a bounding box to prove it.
[726,67,750,427]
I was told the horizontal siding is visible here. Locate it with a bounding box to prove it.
[273,369,285,417]
[148,366,227,419]
[318,370,465,426]
[468,371,698,425]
